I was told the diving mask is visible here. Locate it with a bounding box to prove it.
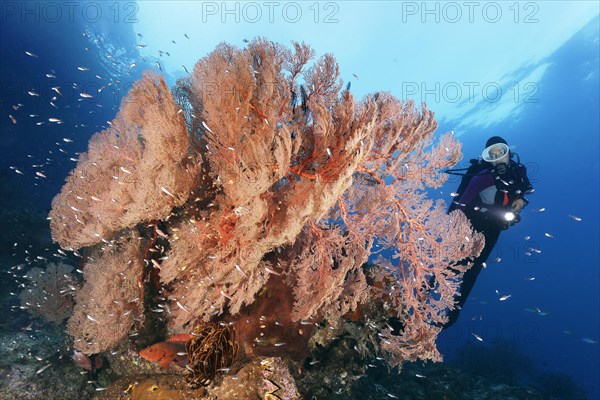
[482,143,509,164]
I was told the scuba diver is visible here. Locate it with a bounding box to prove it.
[444,136,534,328]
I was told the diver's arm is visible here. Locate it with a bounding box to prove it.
[456,173,495,211]
[515,163,534,195]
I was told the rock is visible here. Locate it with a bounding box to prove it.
[208,357,300,399]
[92,374,205,400]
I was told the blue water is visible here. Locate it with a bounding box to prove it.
[437,16,600,398]
[1,2,598,399]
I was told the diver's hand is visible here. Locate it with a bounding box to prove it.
[511,198,526,213]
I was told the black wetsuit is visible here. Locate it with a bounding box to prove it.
[444,159,533,328]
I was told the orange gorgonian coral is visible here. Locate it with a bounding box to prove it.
[51,38,482,367]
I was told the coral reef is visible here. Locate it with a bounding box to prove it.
[91,357,298,400]
[90,374,205,400]
[47,38,484,383]
[19,262,78,324]
[0,327,92,400]
[48,72,200,250]
[295,336,547,400]
[66,230,145,354]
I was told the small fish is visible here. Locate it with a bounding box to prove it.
[136,44,147,48]
[568,214,582,222]
[51,86,62,96]
[156,62,162,71]
[28,91,39,96]
[202,121,213,133]
[220,290,233,300]
[581,338,598,344]
[36,363,52,374]
[352,73,358,79]
[264,267,281,276]
[160,186,175,198]
[182,65,189,73]
[499,294,512,301]
[525,308,539,313]
[450,192,459,197]
[524,235,531,240]
[184,33,190,39]
[77,66,90,71]
[46,73,56,78]
[35,171,47,178]
[86,314,99,323]
[155,227,168,238]
[472,333,483,342]
[176,301,189,313]
[9,115,16,124]
[235,264,247,277]
[80,93,94,98]
[534,207,546,212]
[25,51,38,57]
[326,147,332,157]
[120,166,132,174]
[274,342,286,347]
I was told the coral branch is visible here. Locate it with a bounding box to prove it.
[49,72,200,250]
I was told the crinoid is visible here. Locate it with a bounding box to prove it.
[185,322,239,387]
